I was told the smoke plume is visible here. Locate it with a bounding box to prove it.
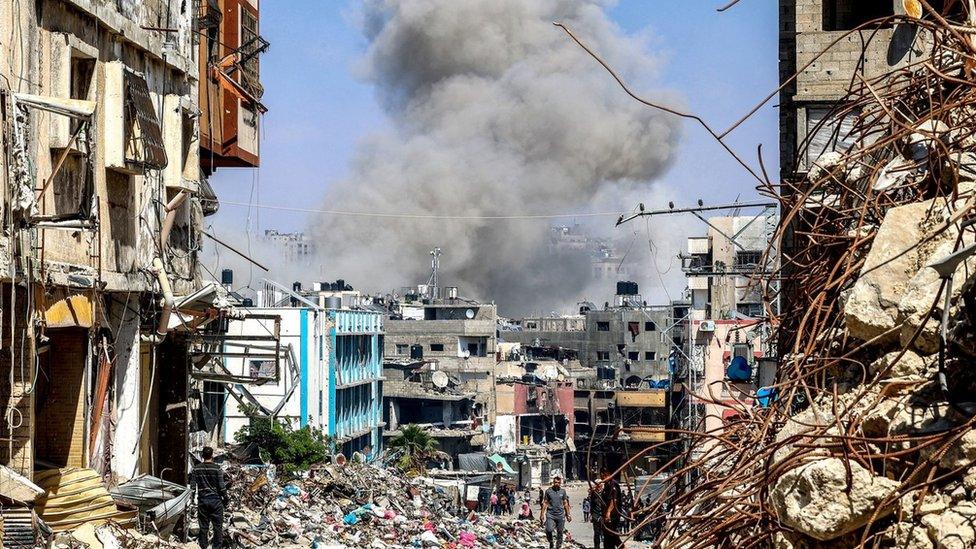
[308,0,682,315]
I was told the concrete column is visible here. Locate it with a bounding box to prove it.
[111,302,141,481]
[442,401,454,428]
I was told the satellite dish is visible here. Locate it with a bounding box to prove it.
[432,370,449,389]
[465,309,475,319]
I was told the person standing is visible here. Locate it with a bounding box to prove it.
[190,447,227,549]
[540,475,572,549]
[589,480,606,549]
[582,496,591,522]
[490,490,499,515]
[600,469,623,549]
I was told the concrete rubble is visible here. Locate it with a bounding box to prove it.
[650,10,976,547]
[218,459,582,548]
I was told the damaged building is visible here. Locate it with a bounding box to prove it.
[217,293,385,457]
[383,286,497,426]
[0,0,265,504]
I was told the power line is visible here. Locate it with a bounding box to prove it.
[219,201,628,221]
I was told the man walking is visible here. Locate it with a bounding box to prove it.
[540,475,572,549]
[190,447,227,549]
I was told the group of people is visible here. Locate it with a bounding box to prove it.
[487,484,519,515]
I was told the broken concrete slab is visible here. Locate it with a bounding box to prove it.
[920,501,976,549]
[898,237,976,354]
[769,458,899,541]
[844,200,961,346]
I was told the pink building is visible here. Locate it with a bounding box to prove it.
[691,319,766,437]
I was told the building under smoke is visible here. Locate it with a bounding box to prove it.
[304,0,682,315]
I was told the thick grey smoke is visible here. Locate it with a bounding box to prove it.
[307,0,682,315]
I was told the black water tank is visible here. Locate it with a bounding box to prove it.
[221,269,233,286]
[336,279,346,291]
[617,281,638,295]
[242,298,254,307]
[293,282,302,292]
[410,344,424,360]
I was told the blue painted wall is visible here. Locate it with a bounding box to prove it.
[327,309,384,457]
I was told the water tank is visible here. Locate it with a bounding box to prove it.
[726,356,751,382]
[614,281,638,295]
[325,296,342,309]
[242,298,254,307]
[410,344,424,360]
[336,279,346,291]
[221,269,234,286]
[447,286,459,300]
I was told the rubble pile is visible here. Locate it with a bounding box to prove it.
[639,9,976,548]
[220,460,579,548]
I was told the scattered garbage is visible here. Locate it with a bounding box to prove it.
[219,458,583,548]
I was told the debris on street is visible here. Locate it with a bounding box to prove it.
[219,458,583,548]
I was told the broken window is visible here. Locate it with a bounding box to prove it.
[248,360,275,379]
[645,351,656,361]
[395,344,408,355]
[735,250,763,269]
[737,303,765,318]
[596,351,610,361]
[69,56,95,141]
[429,343,445,352]
[627,321,640,341]
[628,351,639,361]
[822,0,893,31]
[123,70,168,170]
[9,93,97,226]
[644,321,656,332]
[596,321,610,332]
[804,106,859,170]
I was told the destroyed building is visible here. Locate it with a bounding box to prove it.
[648,3,976,547]
[583,282,672,387]
[0,0,264,498]
[382,358,483,459]
[383,288,497,424]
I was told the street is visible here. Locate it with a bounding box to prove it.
[535,482,644,549]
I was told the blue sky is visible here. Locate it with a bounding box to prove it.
[208,1,779,235]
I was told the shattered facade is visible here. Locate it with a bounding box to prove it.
[0,0,264,507]
[648,3,976,547]
[383,295,498,423]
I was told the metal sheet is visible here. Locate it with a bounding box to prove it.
[13,93,96,118]
[123,71,167,170]
[34,468,137,532]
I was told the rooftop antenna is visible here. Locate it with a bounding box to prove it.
[427,247,442,300]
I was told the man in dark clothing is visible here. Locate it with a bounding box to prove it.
[589,480,606,549]
[600,469,624,549]
[540,475,572,549]
[190,447,227,549]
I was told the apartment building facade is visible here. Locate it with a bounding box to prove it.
[0,0,264,485]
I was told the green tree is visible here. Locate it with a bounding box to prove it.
[388,424,438,473]
[234,410,332,474]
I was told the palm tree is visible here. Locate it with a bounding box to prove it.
[389,424,438,472]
